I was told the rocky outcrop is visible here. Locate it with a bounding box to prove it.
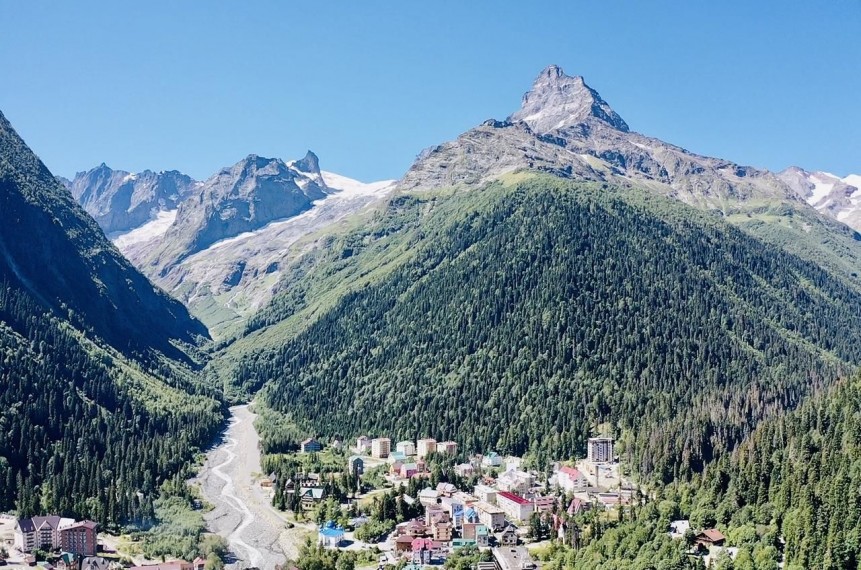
[63,164,198,234]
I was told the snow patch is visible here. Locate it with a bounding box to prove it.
[320,171,397,196]
[807,172,837,205]
[122,173,137,183]
[843,174,861,189]
[110,210,177,251]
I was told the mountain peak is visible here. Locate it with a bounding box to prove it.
[508,65,629,134]
[294,150,321,175]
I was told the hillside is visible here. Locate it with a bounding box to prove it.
[0,109,224,526]
[228,176,861,481]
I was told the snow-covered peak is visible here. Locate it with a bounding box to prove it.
[508,65,629,134]
[320,171,397,197]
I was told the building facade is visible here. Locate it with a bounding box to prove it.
[496,491,534,522]
[371,437,391,458]
[60,520,98,556]
[587,437,614,463]
[396,441,417,456]
[416,438,437,458]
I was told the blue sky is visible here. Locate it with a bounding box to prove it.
[1,1,859,182]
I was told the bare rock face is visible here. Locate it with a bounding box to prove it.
[140,154,331,274]
[509,64,629,133]
[63,164,199,234]
[399,65,800,212]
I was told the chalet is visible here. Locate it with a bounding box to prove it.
[496,491,534,522]
[498,524,518,546]
[695,528,726,549]
[298,487,326,510]
[300,438,322,454]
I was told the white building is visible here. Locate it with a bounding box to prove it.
[417,438,437,458]
[474,484,497,505]
[14,516,75,552]
[396,441,416,456]
[496,468,533,494]
[555,466,587,492]
[475,501,505,531]
[371,437,391,459]
[496,491,534,522]
[587,437,614,463]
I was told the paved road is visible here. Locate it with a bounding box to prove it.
[197,404,312,569]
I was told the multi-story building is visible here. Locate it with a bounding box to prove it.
[417,438,437,458]
[438,441,458,455]
[396,441,416,456]
[356,436,371,453]
[474,501,505,531]
[15,516,75,552]
[496,469,533,494]
[587,437,614,464]
[555,466,587,491]
[371,437,391,459]
[493,546,538,570]
[60,520,98,556]
[496,491,534,522]
[300,438,322,454]
[474,484,497,505]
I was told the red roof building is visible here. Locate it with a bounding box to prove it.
[496,491,534,522]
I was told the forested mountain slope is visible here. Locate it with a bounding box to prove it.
[0,110,224,527]
[231,176,861,480]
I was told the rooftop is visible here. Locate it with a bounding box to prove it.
[497,491,531,505]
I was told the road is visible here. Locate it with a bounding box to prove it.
[196,404,312,569]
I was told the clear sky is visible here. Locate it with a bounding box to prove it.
[1,1,859,182]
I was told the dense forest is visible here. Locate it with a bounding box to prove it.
[238,178,861,482]
[0,282,225,527]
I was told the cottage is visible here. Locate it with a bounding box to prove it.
[566,497,591,516]
[695,528,726,549]
[298,487,326,510]
[498,524,518,546]
[301,438,323,454]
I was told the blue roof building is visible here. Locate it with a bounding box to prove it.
[318,521,346,547]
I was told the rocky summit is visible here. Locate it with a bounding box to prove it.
[400,65,799,213]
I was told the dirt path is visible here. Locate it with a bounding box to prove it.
[196,404,313,569]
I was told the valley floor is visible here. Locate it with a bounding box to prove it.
[195,404,313,569]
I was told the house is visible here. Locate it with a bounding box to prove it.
[492,546,538,570]
[401,518,427,538]
[496,491,534,522]
[587,437,614,464]
[318,521,346,547]
[389,451,408,464]
[411,538,438,565]
[192,558,206,570]
[475,501,505,531]
[416,438,437,458]
[463,506,480,525]
[482,452,503,468]
[455,463,475,478]
[301,438,322,454]
[60,520,98,556]
[129,562,193,570]
[497,524,519,546]
[349,456,365,476]
[371,437,391,459]
[356,436,371,453]
[462,523,490,547]
[435,482,457,496]
[496,469,533,495]
[400,462,419,478]
[395,535,416,553]
[80,557,111,570]
[567,498,590,516]
[14,516,75,553]
[298,487,326,510]
[695,528,726,549]
[440,497,464,526]
[555,466,587,492]
[418,488,439,507]
[474,484,497,505]
[438,441,458,455]
[396,441,416,456]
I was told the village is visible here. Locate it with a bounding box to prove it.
[0,435,735,570]
[265,435,736,569]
